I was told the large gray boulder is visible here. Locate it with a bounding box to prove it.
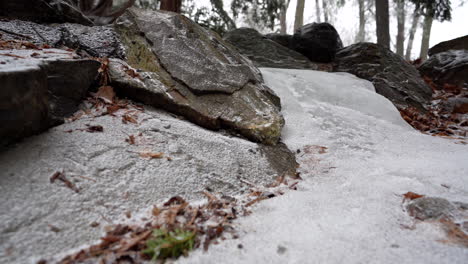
[291,22,343,63]
[224,28,318,70]
[334,43,432,112]
[419,50,468,89]
[113,8,284,145]
[0,49,100,147]
[0,103,297,264]
[429,35,468,56]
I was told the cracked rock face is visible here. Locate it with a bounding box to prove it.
[224,28,319,70]
[334,43,432,112]
[0,20,126,59]
[113,8,284,145]
[418,50,468,89]
[0,49,100,147]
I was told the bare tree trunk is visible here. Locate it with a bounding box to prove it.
[280,0,291,34]
[419,14,433,60]
[356,0,366,42]
[322,0,329,23]
[396,0,405,56]
[405,6,420,60]
[294,0,306,31]
[160,0,181,13]
[315,0,321,22]
[375,0,390,48]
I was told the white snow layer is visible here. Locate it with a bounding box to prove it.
[177,68,468,263]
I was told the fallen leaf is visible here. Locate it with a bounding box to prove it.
[403,191,424,201]
[139,151,164,159]
[122,114,137,124]
[86,125,103,133]
[125,135,135,145]
[95,86,115,104]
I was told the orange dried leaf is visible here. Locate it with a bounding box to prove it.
[139,151,164,159]
[403,192,424,201]
[96,86,115,104]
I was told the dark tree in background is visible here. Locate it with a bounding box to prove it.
[160,0,182,13]
[409,0,451,60]
[375,0,390,48]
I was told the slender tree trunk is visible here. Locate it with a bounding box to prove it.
[419,14,433,60]
[280,0,291,34]
[356,0,366,42]
[405,6,420,60]
[375,0,390,48]
[294,0,306,31]
[396,0,405,56]
[160,0,181,13]
[315,0,321,22]
[322,0,329,23]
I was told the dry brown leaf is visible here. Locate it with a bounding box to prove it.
[96,86,115,104]
[122,114,137,124]
[139,151,164,159]
[403,191,424,201]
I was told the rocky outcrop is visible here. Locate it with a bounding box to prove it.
[419,50,468,89]
[0,20,125,59]
[113,8,284,145]
[0,103,298,263]
[291,22,343,63]
[0,0,93,25]
[265,33,293,49]
[334,43,432,112]
[224,28,319,69]
[429,35,468,56]
[0,49,100,147]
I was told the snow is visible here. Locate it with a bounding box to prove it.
[177,68,468,263]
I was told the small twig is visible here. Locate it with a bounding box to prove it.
[0,28,32,39]
[0,53,26,59]
[31,27,48,44]
[78,175,97,182]
[238,178,256,187]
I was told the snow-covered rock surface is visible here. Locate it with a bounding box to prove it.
[0,106,295,264]
[177,68,468,264]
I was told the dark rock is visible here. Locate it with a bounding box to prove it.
[291,22,343,63]
[429,35,468,56]
[0,20,125,59]
[0,49,100,147]
[0,0,93,25]
[265,33,293,48]
[407,197,456,220]
[334,43,432,111]
[419,50,468,89]
[224,28,319,69]
[440,98,468,114]
[113,8,284,145]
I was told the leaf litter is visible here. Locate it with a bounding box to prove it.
[57,175,301,263]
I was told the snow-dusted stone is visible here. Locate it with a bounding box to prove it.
[291,22,343,63]
[113,8,284,145]
[334,42,432,112]
[429,35,468,56]
[407,197,457,220]
[0,20,126,59]
[0,49,100,147]
[224,28,319,69]
[0,0,93,25]
[419,50,468,89]
[0,105,297,263]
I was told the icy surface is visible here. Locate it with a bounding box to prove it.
[0,106,284,264]
[177,68,468,264]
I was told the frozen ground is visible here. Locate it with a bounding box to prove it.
[177,68,468,263]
